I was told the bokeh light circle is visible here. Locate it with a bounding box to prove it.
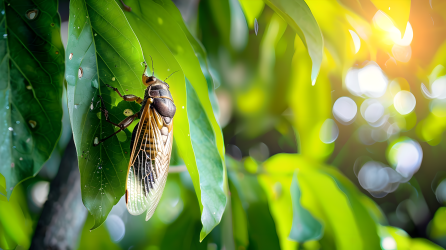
[388,138,423,178]
[333,97,357,124]
[361,99,384,123]
[394,91,416,115]
[319,119,339,144]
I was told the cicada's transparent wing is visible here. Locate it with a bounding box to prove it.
[125,105,173,220]
[145,127,173,220]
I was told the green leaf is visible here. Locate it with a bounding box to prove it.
[370,0,411,37]
[289,37,333,162]
[264,0,323,84]
[119,0,227,240]
[226,157,281,250]
[185,79,226,241]
[238,0,265,28]
[261,154,382,249]
[228,174,249,249]
[0,183,32,249]
[66,0,145,229]
[258,159,297,250]
[207,0,248,52]
[0,0,64,198]
[289,171,323,242]
[68,0,227,235]
[321,167,381,249]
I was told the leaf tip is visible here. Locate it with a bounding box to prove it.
[199,231,207,242]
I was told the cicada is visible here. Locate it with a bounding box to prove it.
[94,59,176,220]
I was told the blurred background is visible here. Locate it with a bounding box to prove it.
[3,0,446,249]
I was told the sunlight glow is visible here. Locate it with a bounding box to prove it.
[373,11,394,32]
[373,10,413,46]
[389,22,413,46]
[358,63,388,98]
[392,44,412,62]
[349,29,361,54]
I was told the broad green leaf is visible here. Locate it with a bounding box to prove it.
[259,157,297,250]
[264,0,323,84]
[66,0,145,229]
[236,13,287,116]
[0,183,32,249]
[305,0,370,70]
[321,168,381,249]
[208,0,248,52]
[289,171,323,242]
[226,158,281,250]
[119,0,227,240]
[370,0,410,37]
[262,154,382,249]
[185,80,226,240]
[228,175,249,249]
[156,0,220,118]
[429,207,446,239]
[289,38,333,162]
[238,0,265,28]
[0,0,64,198]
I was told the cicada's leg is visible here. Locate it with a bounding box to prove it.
[94,111,140,146]
[96,95,122,127]
[104,84,143,104]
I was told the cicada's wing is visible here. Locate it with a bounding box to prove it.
[125,104,173,220]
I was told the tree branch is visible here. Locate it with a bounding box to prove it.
[30,139,87,250]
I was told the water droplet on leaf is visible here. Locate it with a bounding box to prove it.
[8,127,13,131]
[28,120,37,128]
[69,53,73,60]
[26,9,39,20]
[78,67,83,78]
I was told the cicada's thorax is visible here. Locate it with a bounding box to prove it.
[130,81,175,154]
[144,82,175,117]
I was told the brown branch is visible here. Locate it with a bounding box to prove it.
[30,139,87,250]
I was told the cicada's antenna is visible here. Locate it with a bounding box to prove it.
[149,55,155,76]
[164,71,179,81]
